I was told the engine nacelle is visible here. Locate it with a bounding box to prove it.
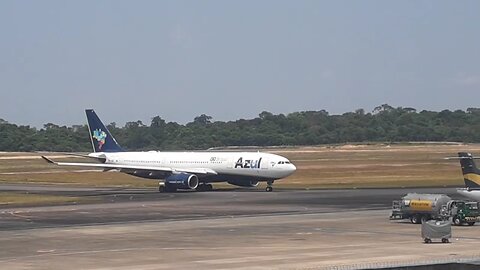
[165,173,199,190]
[227,179,259,187]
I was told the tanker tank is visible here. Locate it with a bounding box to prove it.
[390,193,452,224]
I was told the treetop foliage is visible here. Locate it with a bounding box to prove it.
[1,105,479,152]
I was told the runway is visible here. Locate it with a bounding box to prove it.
[0,186,457,230]
[1,186,480,269]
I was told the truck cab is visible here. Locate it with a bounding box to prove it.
[442,200,480,226]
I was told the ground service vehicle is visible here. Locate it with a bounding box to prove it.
[442,200,480,226]
[421,220,451,244]
[390,193,480,225]
[390,193,451,224]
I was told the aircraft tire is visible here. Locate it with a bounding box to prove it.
[266,186,273,192]
[158,183,166,193]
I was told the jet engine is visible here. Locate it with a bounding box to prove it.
[165,173,199,190]
[227,179,259,187]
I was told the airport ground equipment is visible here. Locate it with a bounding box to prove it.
[390,193,480,225]
[441,200,480,226]
[390,193,452,224]
[421,220,451,243]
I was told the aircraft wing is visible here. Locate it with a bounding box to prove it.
[41,156,218,176]
[36,152,107,162]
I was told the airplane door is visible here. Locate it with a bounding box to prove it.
[227,156,235,169]
[261,157,269,169]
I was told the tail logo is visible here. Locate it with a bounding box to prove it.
[464,173,480,185]
[92,129,107,150]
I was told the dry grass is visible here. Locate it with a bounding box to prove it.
[275,143,480,189]
[1,143,479,189]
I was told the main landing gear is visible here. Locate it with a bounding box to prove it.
[266,180,274,192]
[158,182,213,192]
[158,182,176,193]
[196,183,213,192]
[159,182,165,192]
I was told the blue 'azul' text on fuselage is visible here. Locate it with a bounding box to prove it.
[235,157,262,169]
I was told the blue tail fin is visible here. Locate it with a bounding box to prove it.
[85,109,124,152]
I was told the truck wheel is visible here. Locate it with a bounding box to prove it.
[467,222,475,226]
[411,215,421,224]
[442,238,449,243]
[424,238,431,243]
[453,216,462,226]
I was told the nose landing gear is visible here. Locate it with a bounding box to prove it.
[266,180,274,192]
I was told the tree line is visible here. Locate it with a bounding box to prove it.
[1,104,480,152]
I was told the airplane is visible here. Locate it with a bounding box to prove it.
[41,109,296,192]
[449,152,480,201]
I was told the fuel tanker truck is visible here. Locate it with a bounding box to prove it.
[390,193,480,225]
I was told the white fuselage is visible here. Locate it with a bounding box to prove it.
[91,151,296,181]
[457,188,480,202]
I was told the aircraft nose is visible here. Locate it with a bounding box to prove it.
[289,163,297,174]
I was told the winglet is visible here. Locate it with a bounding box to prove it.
[41,156,56,164]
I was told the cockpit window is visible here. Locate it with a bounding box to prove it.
[277,161,291,164]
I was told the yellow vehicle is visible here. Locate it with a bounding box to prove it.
[391,193,480,225]
[390,193,451,224]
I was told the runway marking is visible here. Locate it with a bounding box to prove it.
[36,249,55,253]
[0,247,233,263]
[8,211,34,219]
[0,245,290,263]
[296,232,313,235]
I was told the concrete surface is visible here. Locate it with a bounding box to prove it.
[1,186,479,269]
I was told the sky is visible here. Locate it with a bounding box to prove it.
[1,1,479,127]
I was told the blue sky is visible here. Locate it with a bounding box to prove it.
[1,1,479,127]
